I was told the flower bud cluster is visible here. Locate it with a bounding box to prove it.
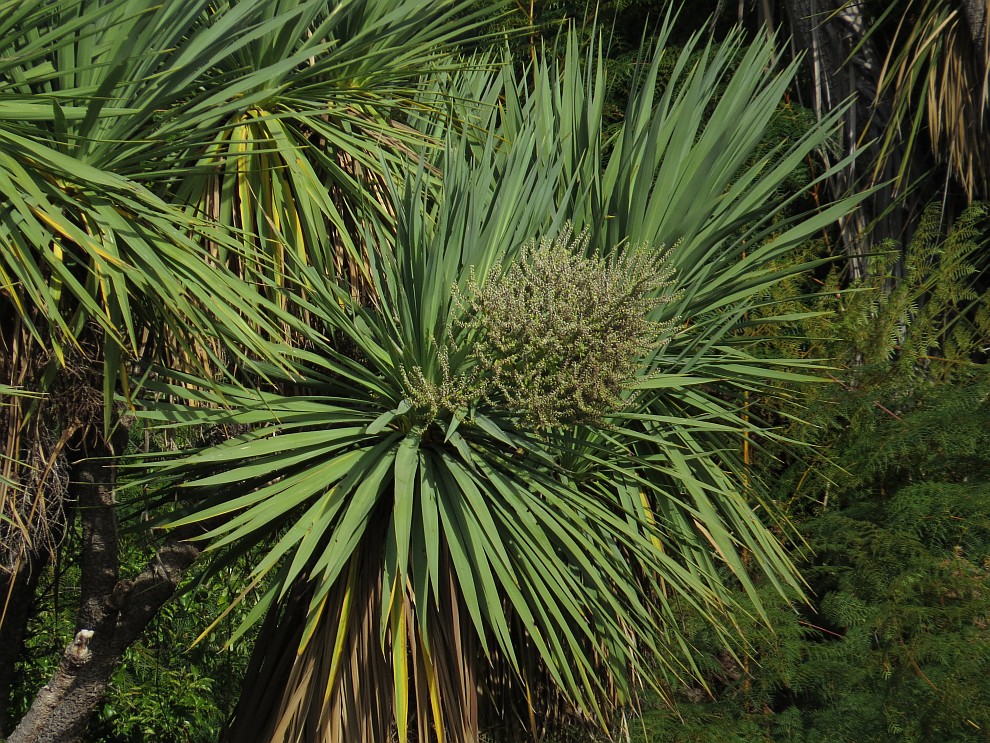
[458,223,681,430]
[400,348,479,421]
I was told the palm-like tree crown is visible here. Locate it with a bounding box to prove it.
[134,20,869,741]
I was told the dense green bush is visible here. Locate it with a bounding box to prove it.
[647,376,990,743]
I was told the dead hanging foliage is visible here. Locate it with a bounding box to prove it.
[1,323,105,578]
[223,527,484,743]
[869,0,990,200]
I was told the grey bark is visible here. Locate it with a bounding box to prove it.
[961,0,988,45]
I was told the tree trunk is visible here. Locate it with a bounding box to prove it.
[961,0,987,45]
[784,0,926,278]
[6,433,203,743]
[785,0,883,271]
[0,559,44,738]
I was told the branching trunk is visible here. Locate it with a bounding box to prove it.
[6,434,203,743]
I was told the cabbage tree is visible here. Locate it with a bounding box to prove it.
[138,24,867,743]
